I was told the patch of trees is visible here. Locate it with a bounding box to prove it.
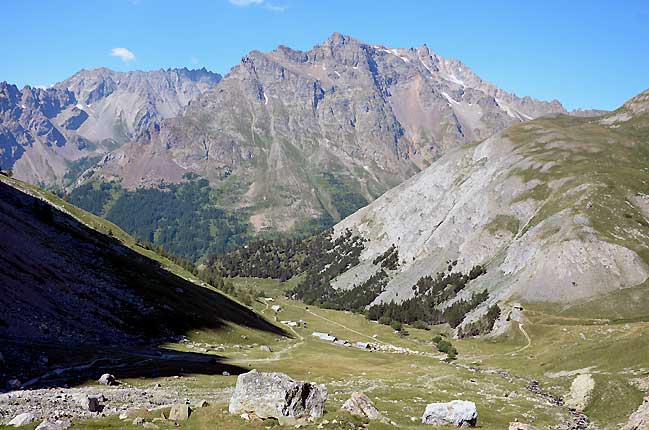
[442,289,489,328]
[319,172,368,220]
[372,244,399,270]
[205,236,307,281]
[68,178,251,261]
[366,265,489,331]
[457,304,501,338]
[433,334,458,360]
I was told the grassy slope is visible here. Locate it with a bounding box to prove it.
[505,111,649,265]
[0,174,282,346]
[1,273,645,429]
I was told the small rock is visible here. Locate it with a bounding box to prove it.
[260,345,272,352]
[240,412,250,420]
[341,392,386,422]
[77,395,101,412]
[421,400,478,427]
[169,403,191,421]
[9,412,36,427]
[197,400,209,408]
[35,419,72,430]
[509,422,538,430]
[222,371,230,376]
[132,417,145,425]
[98,373,117,386]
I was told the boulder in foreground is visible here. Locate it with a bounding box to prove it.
[421,400,477,427]
[228,369,327,424]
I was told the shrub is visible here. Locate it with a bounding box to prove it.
[378,315,392,326]
[413,320,429,330]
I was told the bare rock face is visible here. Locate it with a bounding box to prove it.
[421,400,478,427]
[623,397,649,430]
[228,369,327,424]
[341,392,385,422]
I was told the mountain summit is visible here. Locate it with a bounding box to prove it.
[85,33,565,239]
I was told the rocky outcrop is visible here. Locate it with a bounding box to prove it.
[228,369,327,424]
[565,374,595,411]
[421,400,478,427]
[341,392,385,422]
[623,397,649,430]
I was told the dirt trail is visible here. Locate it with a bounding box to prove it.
[509,323,532,355]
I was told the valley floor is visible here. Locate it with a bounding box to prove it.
[1,278,648,430]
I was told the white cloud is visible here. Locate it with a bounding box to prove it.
[110,47,135,63]
[228,0,263,5]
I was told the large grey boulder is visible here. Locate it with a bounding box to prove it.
[341,392,385,422]
[8,412,36,427]
[228,369,327,424]
[421,400,478,427]
[35,419,72,430]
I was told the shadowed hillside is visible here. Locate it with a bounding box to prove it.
[0,176,285,388]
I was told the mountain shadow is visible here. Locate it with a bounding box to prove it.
[0,179,287,389]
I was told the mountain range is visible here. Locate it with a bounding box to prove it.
[86,33,566,235]
[0,33,578,260]
[0,67,220,186]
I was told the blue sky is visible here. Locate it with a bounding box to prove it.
[1,0,647,111]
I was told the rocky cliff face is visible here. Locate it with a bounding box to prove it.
[91,33,565,232]
[331,89,649,327]
[0,68,220,186]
